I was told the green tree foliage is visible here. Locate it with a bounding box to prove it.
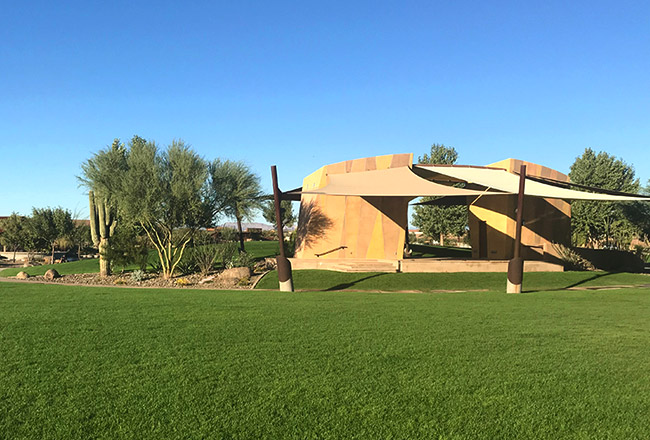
[412,144,468,245]
[70,222,92,259]
[208,160,263,252]
[103,223,150,272]
[79,139,128,276]
[119,138,211,279]
[569,148,640,248]
[262,200,295,230]
[29,207,74,263]
[0,212,26,261]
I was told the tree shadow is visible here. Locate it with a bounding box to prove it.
[524,271,616,293]
[324,273,385,291]
[296,200,334,250]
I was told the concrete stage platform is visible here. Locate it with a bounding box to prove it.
[289,258,563,273]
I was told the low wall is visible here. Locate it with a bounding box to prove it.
[289,258,563,273]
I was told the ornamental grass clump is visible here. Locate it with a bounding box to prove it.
[551,242,596,271]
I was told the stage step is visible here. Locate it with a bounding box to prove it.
[289,258,399,273]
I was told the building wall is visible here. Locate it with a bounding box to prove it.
[468,159,571,260]
[295,154,413,259]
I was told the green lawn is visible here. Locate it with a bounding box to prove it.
[409,243,473,258]
[257,269,650,292]
[1,282,650,439]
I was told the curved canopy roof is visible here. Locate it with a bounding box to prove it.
[416,165,650,201]
[299,166,498,197]
[297,163,650,202]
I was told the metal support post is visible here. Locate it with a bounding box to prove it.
[271,165,294,292]
[507,164,527,293]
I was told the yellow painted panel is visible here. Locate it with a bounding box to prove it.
[366,213,385,259]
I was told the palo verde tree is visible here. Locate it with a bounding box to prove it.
[208,160,263,252]
[79,139,128,276]
[412,144,468,246]
[262,200,295,230]
[0,212,26,262]
[119,138,211,279]
[569,148,640,248]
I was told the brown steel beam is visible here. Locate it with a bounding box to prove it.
[507,164,526,293]
[271,165,294,292]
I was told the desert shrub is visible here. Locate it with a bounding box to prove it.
[223,250,254,270]
[276,231,297,257]
[218,242,240,268]
[551,243,596,271]
[175,251,198,276]
[237,275,251,286]
[149,257,163,274]
[191,244,220,275]
[130,269,145,282]
[633,244,650,263]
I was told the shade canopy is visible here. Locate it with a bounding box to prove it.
[415,165,650,202]
[300,166,497,197]
[295,163,650,202]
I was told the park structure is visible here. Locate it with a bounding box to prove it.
[274,153,647,283]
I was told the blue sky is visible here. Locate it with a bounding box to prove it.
[1,0,648,222]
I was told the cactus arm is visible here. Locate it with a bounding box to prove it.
[89,191,100,247]
[98,198,108,239]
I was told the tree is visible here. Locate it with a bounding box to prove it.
[412,144,468,246]
[208,160,263,252]
[262,200,295,230]
[569,148,640,248]
[0,212,26,261]
[79,139,128,276]
[29,207,74,263]
[119,138,211,279]
[70,222,92,259]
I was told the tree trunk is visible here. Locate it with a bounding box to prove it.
[236,216,245,252]
[99,237,111,277]
[51,243,55,265]
[12,248,16,262]
[439,232,444,247]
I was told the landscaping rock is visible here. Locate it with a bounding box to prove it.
[254,258,277,272]
[16,271,30,279]
[217,267,251,284]
[199,275,217,284]
[44,269,61,280]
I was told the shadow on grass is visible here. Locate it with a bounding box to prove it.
[324,273,385,291]
[524,271,616,293]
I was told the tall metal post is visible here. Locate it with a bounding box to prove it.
[507,164,527,293]
[271,165,294,292]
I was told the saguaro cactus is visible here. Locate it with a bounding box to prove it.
[89,190,117,277]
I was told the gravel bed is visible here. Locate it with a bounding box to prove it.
[5,271,268,290]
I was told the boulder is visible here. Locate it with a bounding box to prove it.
[254,257,277,272]
[44,269,61,280]
[16,271,30,279]
[217,267,251,284]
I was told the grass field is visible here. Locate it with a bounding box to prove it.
[1,282,650,439]
[257,269,650,292]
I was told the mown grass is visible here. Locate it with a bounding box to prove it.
[409,243,472,258]
[1,282,649,439]
[0,241,279,278]
[256,269,650,292]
